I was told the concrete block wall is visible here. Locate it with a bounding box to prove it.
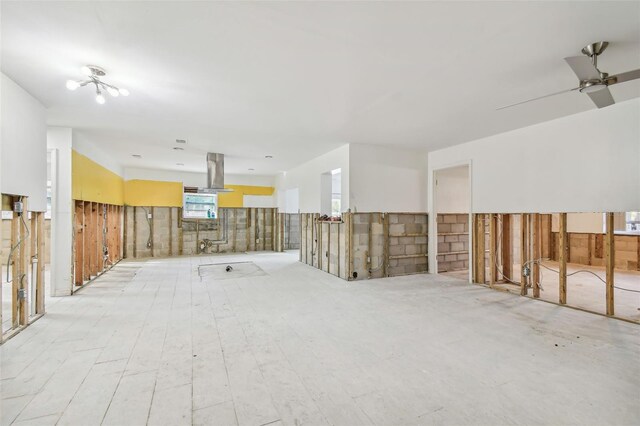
[300,212,428,281]
[386,213,428,277]
[124,206,278,258]
[551,232,639,271]
[437,214,469,273]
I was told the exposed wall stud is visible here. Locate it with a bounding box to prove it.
[605,212,615,316]
[559,213,567,305]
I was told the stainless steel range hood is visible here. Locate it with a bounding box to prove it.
[198,152,233,193]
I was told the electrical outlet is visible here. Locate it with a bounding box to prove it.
[256,238,260,243]
[147,213,152,219]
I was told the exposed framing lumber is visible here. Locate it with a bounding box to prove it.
[36,212,45,315]
[502,214,512,281]
[74,201,84,285]
[123,206,128,258]
[11,202,19,328]
[558,213,567,305]
[262,208,266,251]
[520,213,528,296]
[475,214,485,284]
[367,213,373,279]
[169,207,173,256]
[532,213,540,298]
[489,213,497,286]
[18,198,28,326]
[133,206,137,258]
[605,212,615,316]
[178,207,184,255]
[98,203,105,272]
[383,212,389,277]
[150,206,155,257]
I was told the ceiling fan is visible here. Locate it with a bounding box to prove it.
[498,41,640,110]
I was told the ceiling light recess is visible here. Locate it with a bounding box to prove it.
[66,65,129,104]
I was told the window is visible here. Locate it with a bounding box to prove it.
[625,211,640,234]
[183,193,218,219]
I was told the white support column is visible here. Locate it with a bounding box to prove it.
[48,128,74,296]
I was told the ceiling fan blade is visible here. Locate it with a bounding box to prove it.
[564,56,600,81]
[607,68,640,85]
[587,87,615,108]
[496,87,579,110]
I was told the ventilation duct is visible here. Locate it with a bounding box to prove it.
[199,152,233,193]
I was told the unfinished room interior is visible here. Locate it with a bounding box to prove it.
[0,1,638,425]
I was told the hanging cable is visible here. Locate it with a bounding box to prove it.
[6,198,30,284]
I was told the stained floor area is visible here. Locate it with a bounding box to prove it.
[1,252,639,425]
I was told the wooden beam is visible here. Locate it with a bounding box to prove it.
[132,206,137,258]
[150,206,155,257]
[74,201,84,285]
[532,213,540,298]
[96,203,104,273]
[178,207,183,255]
[558,213,567,305]
[19,198,29,326]
[383,212,389,277]
[502,214,512,281]
[262,208,266,251]
[11,202,19,328]
[475,214,485,284]
[520,213,527,296]
[489,214,497,286]
[36,212,45,314]
[605,212,615,316]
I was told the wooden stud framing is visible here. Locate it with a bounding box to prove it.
[532,213,540,298]
[11,202,19,328]
[502,214,512,281]
[18,198,28,326]
[475,214,485,284]
[36,212,45,314]
[558,213,567,305]
[168,207,173,256]
[605,212,615,316]
[383,213,389,277]
[133,206,137,258]
[489,213,497,286]
[97,204,104,272]
[178,207,183,255]
[520,213,528,296]
[74,201,84,285]
[150,207,155,257]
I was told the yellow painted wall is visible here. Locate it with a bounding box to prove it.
[71,150,273,208]
[72,150,124,205]
[218,185,275,208]
[124,180,184,207]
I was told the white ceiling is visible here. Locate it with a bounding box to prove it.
[2,1,639,175]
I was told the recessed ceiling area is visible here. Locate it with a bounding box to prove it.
[1,1,639,174]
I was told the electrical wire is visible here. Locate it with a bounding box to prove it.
[479,214,639,296]
[6,201,30,284]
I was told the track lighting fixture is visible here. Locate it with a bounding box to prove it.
[66,65,129,104]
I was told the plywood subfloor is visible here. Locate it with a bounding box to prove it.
[1,253,639,425]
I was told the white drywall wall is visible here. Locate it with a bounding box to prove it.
[349,143,426,212]
[243,195,275,208]
[123,167,275,187]
[47,127,74,296]
[435,165,469,214]
[428,98,640,214]
[275,145,350,213]
[1,73,48,211]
